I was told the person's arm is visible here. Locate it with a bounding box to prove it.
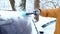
[39,8,58,18]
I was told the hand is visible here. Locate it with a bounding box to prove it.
[34,9,41,22]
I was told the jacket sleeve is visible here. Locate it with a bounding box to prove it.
[40,8,56,18]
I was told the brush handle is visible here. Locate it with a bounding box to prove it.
[22,9,40,16]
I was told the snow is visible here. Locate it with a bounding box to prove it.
[0,0,57,34]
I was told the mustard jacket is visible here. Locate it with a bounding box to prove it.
[40,8,60,34]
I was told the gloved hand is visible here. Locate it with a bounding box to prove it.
[34,9,40,22]
[33,9,40,15]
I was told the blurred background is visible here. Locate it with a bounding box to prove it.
[0,0,60,34]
